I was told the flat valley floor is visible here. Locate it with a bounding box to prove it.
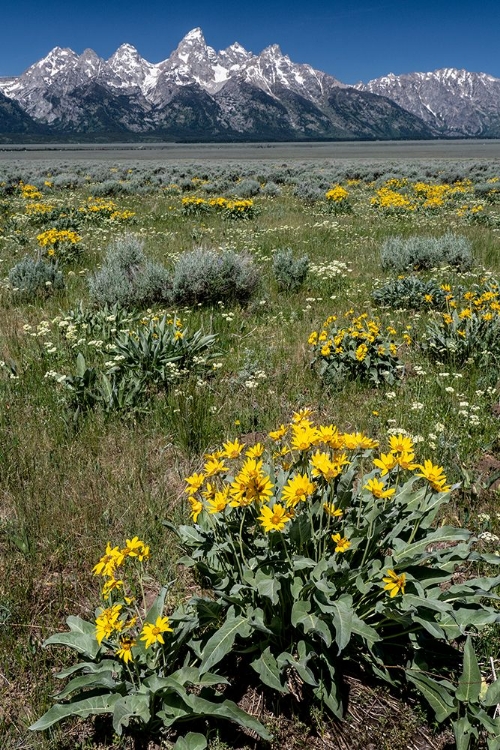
[1,139,500,162]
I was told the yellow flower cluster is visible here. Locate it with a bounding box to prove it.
[370,179,474,213]
[439,281,500,328]
[184,413,451,556]
[309,311,400,360]
[19,182,42,200]
[370,187,415,211]
[92,539,173,664]
[37,228,81,247]
[93,536,150,598]
[24,202,55,215]
[325,185,349,202]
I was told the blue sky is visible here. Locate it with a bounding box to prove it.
[2,0,499,83]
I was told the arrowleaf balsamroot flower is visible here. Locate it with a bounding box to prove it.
[331,533,351,553]
[258,504,292,532]
[323,502,343,518]
[373,452,398,476]
[140,616,173,648]
[282,473,316,508]
[389,434,414,455]
[310,450,349,481]
[383,569,406,597]
[93,542,123,577]
[115,635,136,664]
[364,477,396,499]
[416,460,451,493]
[95,604,123,645]
[221,438,245,459]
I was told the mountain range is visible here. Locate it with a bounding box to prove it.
[0,28,498,142]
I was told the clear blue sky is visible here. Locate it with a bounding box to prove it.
[2,0,499,83]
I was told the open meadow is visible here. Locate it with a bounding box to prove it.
[1,153,500,750]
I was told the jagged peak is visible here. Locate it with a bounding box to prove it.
[260,43,284,57]
[79,48,102,60]
[111,43,141,57]
[180,27,206,44]
[38,46,78,64]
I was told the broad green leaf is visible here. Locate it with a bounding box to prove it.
[453,716,476,750]
[291,601,332,647]
[313,662,342,718]
[170,667,229,688]
[406,671,455,722]
[484,678,500,707]
[249,607,273,635]
[467,703,500,736]
[44,616,99,659]
[453,608,499,630]
[157,693,191,726]
[456,637,482,703]
[255,573,281,605]
[173,733,208,750]
[183,694,271,740]
[112,694,151,735]
[76,352,86,377]
[289,514,312,548]
[277,651,317,687]
[399,594,453,614]
[176,525,206,544]
[55,671,119,700]
[412,616,446,640]
[329,600,353,653]
[393,527,471,563]
[29,694,121,731]
[350,613,381,646]
[199,608,251,673]
[251,647,288,693]
[56,659,119,679]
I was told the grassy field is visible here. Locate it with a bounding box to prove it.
[0,158,500,749]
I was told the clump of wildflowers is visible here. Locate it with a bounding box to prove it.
[309,311,407,387]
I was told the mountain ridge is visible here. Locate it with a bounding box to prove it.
[0,29,496,141]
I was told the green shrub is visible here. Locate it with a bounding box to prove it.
[88,235,171,309]
[309,312,406,387]
[381,233,473,273]
[422,309,500,368]
[8,256,65,299]
[272,248,309,292]
[33,415,500,746]
[172,247,259,306]
[57,315,219,418]
[372,275,447,310]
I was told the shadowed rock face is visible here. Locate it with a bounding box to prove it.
[0,29,436,140]
[0,90,46,136]
[357,68,500,137]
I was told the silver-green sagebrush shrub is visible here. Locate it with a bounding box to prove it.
[172,247,259,306]
[272,248,309,293]
[88,235,171,309]
[381,233,473,273]
[8,256,65,299]
[32,414,500,747]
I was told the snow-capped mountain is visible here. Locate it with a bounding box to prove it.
[357,68,500,137]
[0,29,436,140]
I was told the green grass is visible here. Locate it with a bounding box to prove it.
[0,164,500,748]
